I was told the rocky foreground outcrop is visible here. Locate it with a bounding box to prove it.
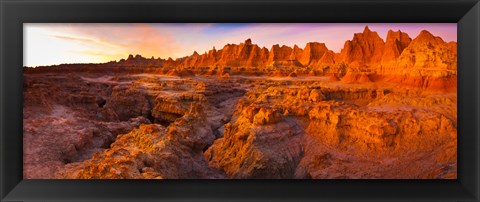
[205,82,456,179]
[23,74,152,178]
[58,103,225,179]
[24,71,457,179]
[23,72,244,179]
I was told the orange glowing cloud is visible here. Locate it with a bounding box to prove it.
[24,23,185,66]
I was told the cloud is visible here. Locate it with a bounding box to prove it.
[51,35,124,49]
[41,24,185,60]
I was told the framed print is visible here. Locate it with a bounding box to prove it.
[1,0,479,201]
[21,22,460,180]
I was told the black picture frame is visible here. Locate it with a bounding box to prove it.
[1,0,479,201]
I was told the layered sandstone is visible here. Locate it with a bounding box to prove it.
[396,30,457,69]
[59,103,225,179]
[378,30,457,92]
[205,82,456,179]
[338,26,385,68]
[381,30,412,66]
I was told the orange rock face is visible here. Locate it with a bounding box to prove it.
[59,103,225,179]
[381,30,412,66]
[23,26,457,179]
[397,30,457,69]
[205,82,456,179]
[338,26,385,68]
[298,42,329,67]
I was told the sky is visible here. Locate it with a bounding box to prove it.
[24,23,457,67]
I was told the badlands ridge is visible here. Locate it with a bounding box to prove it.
[24,26,457,179]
